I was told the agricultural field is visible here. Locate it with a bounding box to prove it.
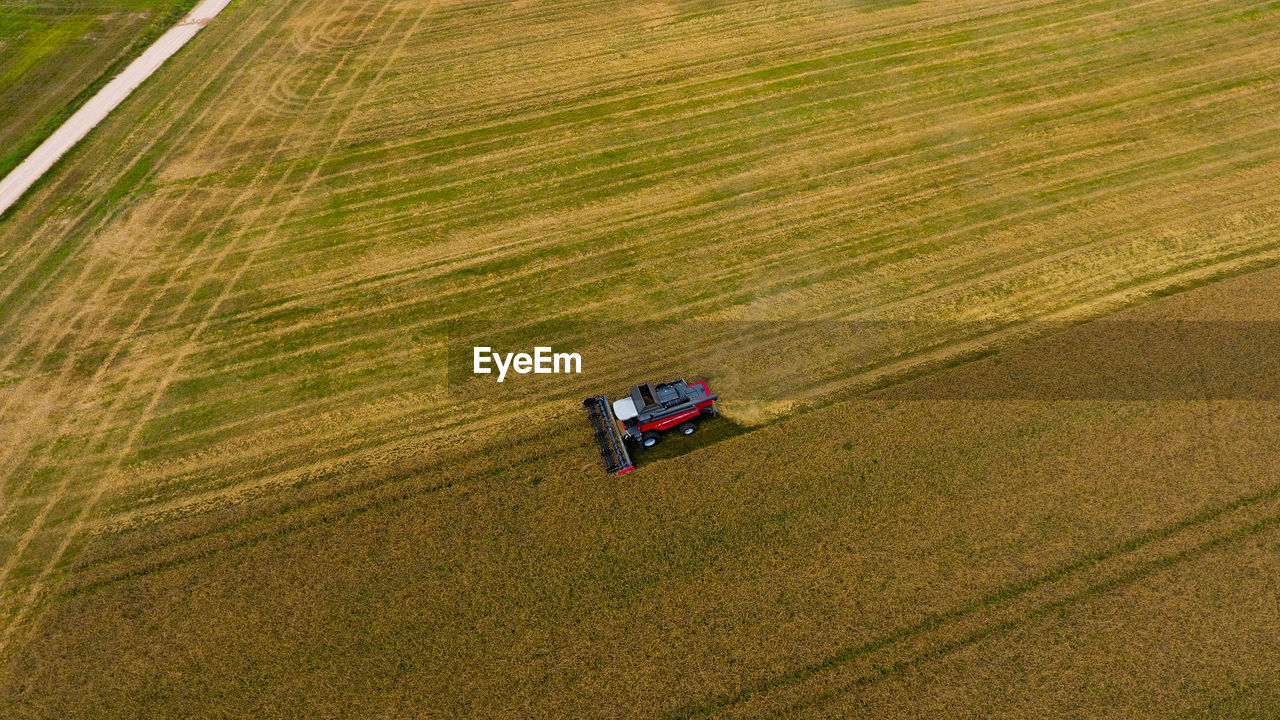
[8,243,1280,718]
[2,0,1280,716]
[0,0,198,181]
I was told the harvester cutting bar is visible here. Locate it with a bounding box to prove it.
[583,395,634,474]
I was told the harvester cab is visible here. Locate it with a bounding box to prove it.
[583,379,718,474]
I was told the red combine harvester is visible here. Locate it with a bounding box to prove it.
[583,379,718,474]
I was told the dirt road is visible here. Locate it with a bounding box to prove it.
[0,0,233,217]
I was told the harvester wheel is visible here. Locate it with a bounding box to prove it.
[678,422,697,436]
[641,431,661,448]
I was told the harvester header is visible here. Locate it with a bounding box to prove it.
[583,379,718,474]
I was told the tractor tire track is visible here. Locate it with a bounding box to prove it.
[0,0,307,507]
[0,0,443,660]
[668,433,1280,719]
[0,0,395,654]
[0,0,338,503]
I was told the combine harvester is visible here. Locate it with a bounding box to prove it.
[583,379,718,474]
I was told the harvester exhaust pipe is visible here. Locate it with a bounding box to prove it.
[583,395,634,474]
